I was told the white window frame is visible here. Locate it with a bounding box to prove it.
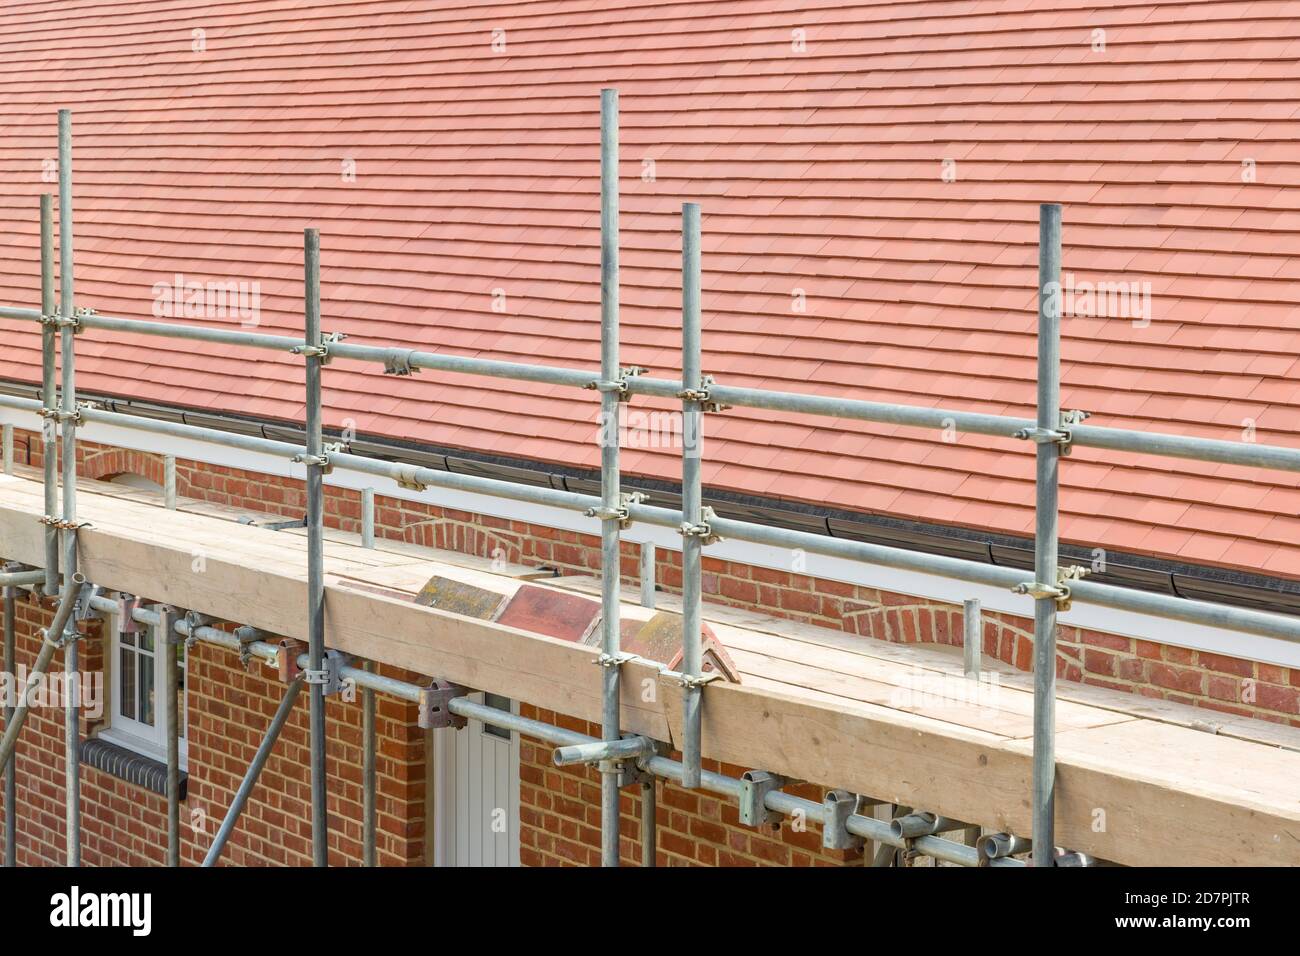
[99,618,188,770]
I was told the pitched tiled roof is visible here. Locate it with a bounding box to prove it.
[1,0,1299,577]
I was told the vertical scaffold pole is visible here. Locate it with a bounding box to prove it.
[304,228,328,867]
[3,581,14,866]
[1,425,11,475]
[164,454,177,509]
[639,542,655,608]
[596,88,623,868]
[640,777,656,867]
[362,660,376,866]
[361,487,375,548]
[39,195,58,598]
[57,108,82,869]
[1032,203,1062,867]
[680,202,704,789]
[963,598,981,679]
[161,607,180,866]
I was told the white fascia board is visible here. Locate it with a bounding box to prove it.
[5,405,1297,669]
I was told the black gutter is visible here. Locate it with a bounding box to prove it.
[4,378,1299,619]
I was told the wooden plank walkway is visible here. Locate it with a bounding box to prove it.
[1,470,1297,865]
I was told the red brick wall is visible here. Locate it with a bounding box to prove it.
[0,567,429,867]
[2,427,1297,867]
[517,707,865,867]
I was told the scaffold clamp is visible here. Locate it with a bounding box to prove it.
[275,638,308,683]
[382,348,420,376]
[677,374,730,413]
[304,649,351,696]
[180,610,215,649]
[1013,410,1089,456]
[418,678,469,729]
[235,625,267,666]
[739,770,787,829]
[292,451,332,475]
[39,516,91,531]
[584,491,647,530]
[822,789,865,851]
[595,650,636,670]
[585,365,649,403]
[1013,565,1089,612]
[674,669,723,691]
[679,505,723,545]
[292,330,346,365]
[73,583,104,635]
[393,464,427,493]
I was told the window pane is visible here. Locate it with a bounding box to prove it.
[140,628,154,653]
[139,654,155,727]
[483,692,511,740]
[119,646,136,721]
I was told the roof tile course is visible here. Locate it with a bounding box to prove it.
[0,0,1298,577]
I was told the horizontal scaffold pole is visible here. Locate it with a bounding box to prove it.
[72,591,1024,867]
[4,308,1300,474]
[3,393,1299,644]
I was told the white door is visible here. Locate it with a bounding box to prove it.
[432,692,520,867]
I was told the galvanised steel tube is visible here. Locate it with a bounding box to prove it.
[680,202,704,790]
[91,593,1016,867]
[639,542,656,608]
[597,87,623,868]
[13,388,1300,645]
[362,661,376,867]
[57,109,83,868]
[162,609,180,867]
[202,678,304,867]
[890,811,964,840]
[0,577,86,779]
[979,832,1032,862]
[963,598,981,678]
[1032,203,1062,868]
[3,582,15,866]
[449,696,592,747]
[640,778,655,867]
[16,304,1300,474]
[0,570,45,588]
[1068,421,1300,472]
[552,735,654,767]
[329,340,595,390]
[38,197,58,596]
[361,488,375,548]
[303,228,328,868]
[57,313,303,353]
[163,455,176,510]
[10,388,1300,645]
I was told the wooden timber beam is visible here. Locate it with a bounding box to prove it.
[0,474,1296,866]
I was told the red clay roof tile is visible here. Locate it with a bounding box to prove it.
[0,0,1298,581]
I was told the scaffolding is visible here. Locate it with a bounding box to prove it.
[1,95,1299,868]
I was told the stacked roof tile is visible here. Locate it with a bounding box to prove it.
[0,0,1298,577]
